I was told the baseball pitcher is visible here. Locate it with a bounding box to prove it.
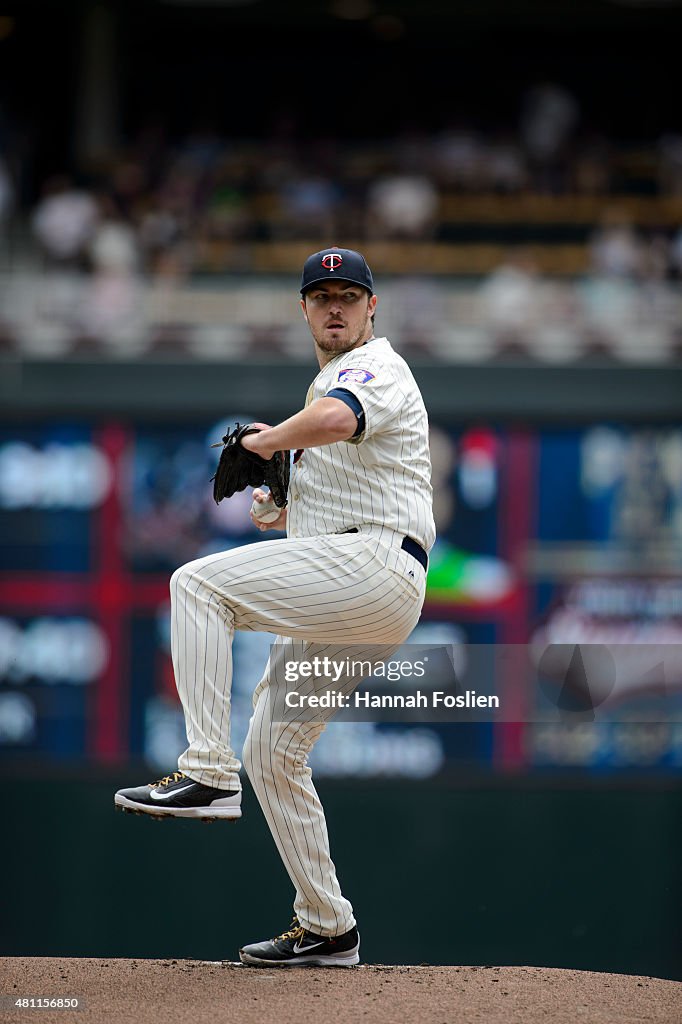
[115,248,435,967]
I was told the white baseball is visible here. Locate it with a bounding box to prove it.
[251,495,282,524]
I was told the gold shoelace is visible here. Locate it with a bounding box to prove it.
[274,917,305,943]
[148,771,185,788]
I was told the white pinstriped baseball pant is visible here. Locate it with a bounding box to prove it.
[170,528,425,937]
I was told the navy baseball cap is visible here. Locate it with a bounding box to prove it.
[300,247,374,295]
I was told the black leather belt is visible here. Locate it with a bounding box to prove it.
[342,529,428,572]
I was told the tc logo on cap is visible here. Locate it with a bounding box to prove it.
[322,253,343,271]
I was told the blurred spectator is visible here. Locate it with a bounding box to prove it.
[432,126,483,190]
[589,210,643,278]
[520,82,579,192]
[138,201,184,275]
[90,198,138,274]
[388,276,446,356]
[640,234,670,282]
[486,134,527,193]
[31,175,98,267]
[178,122,226,174]
[200,156,253,242]
[571,135,612,194]
[136,159,199,280]
[155,158,201,233]
[81,196,143,347]
[275,171,340,240]
[336,147,377,237]
[109,158,147,221]
[578,275,639,357]
[366,173,439,238]
[477,249,542,352]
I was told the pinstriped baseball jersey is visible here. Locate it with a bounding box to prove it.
[287,336,436,552]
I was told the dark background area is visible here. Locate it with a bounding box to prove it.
[2,0,682,198]
[3,775,681,979]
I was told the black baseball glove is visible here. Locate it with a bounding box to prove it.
[210,422,290,508]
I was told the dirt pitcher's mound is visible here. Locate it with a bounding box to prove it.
[1,958,680,1024]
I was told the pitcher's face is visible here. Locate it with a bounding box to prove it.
[302,282,376,361]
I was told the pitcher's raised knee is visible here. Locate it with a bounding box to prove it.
[170,553,239,605]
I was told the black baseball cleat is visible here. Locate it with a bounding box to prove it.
[114,771,242,820]
[239,917,360,968]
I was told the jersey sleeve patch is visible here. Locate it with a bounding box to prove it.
[337,368,376,385]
